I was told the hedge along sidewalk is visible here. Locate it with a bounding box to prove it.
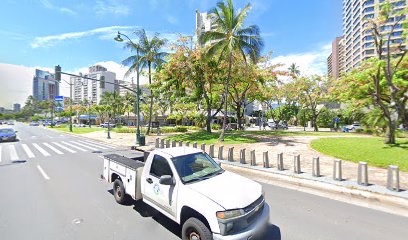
[165,134,408,190]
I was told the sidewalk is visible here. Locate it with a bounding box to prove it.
[79,130,408,197]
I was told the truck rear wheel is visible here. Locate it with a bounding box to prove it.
[182,217,212,240]
[113,179,127,204]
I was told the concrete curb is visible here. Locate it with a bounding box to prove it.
[220,162,408,217]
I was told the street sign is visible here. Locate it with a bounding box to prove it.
[54,96,64,111]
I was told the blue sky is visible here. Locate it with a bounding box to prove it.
[0,0,342,71]
[0,0,343,108]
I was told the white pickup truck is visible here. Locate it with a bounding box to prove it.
[102,147,270,240]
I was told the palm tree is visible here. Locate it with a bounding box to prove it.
[288,63,300,77]
[134,29,167,135]
[199,0,264,141]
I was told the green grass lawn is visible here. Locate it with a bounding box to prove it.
[167,131,257,144]
[51,126,105,134]
[235,130,357,137]
[310,137,408,172]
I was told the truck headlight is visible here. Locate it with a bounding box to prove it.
[216,209,244,220]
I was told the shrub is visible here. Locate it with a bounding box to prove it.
[211,124,221,130]
[175,126,188,132]
[187,126,202,131]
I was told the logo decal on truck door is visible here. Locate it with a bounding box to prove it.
[153,183,160,195]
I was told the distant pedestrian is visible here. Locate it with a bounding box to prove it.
[263,121,267,130]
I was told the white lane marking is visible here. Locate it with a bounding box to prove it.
[61,141,87,152]
[77,140,109,149]
[46,135,53,139]
[21,144,35,158]
[37,165,50,180]
[52,142,76,153]
[9,145,19,160]
[32,143,51,157]
[0,146,2,162]
[69,141,99,151]
[43,143,63,155]
[82,140,116,149]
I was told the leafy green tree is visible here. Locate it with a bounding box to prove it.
[157,36,224,132]
[295,75,329,131]
[199,0,264,141]
[337,1,407,143]
[134,29,167,135]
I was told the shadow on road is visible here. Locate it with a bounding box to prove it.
[133,200,181,238]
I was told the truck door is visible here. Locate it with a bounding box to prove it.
[144,154,178,218]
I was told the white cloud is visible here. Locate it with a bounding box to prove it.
[30,26,135,48]
[39,0,76,15]
[94,0,130,16]
[269,43,331,75]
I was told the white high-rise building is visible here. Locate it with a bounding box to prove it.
[342,0,406,72]
[196,10,218,44]
[71,65,117,104]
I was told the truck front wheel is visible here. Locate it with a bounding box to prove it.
[182,217,212,240]
[113,179,127,204]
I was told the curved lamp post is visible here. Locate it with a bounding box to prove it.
[114,31,142,146]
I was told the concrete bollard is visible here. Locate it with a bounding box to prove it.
[240,149,246,164]
[277,153,284,171]
[250,150,256,166]
[209,145,215,158]
[263,151,269,168]
[201,144,206,152]
[172,140,176,147]
[357,162,369,186]
[312,157,320,177]
[185,141,190,147]
[218,146,224,160]
[165,139,170,148]
[228,147,234,162]
[179,141,183,147]
[155,138,160,148]
[160,139,165,149]
[193,142,198,148]
[333,160,342,181]
[387,165,400,192]
[293,154,301,174]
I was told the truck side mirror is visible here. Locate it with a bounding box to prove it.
[159,175,174,185]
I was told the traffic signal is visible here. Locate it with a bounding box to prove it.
[55,65,61,82]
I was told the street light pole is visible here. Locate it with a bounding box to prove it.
[114,31,141,146]
[69,77,73,132]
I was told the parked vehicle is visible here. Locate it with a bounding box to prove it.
[0,128,17,142]
[100,122,116,128]
[29,121,39,126]
[347,122,362,131]
[7,121,15,125]
[102,147,270,240]
[73,123,86,128]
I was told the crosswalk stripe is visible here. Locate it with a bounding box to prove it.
[9,145,19,160]
[69,141,99,151]
[52,142,76,153]
[43,143,63,155]
[22,144,35,158]
[82,140,116,149]
[32,143,51,157]
[61,141,87,151]
[77,140,109,149]
[0,146,2,162]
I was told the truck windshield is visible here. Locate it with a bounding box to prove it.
[171,153,223,184]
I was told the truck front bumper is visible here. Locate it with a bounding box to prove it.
[212,203,270,240]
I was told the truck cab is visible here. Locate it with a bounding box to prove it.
[103,147,269,240]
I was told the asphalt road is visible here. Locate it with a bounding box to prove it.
[0,123,407,240]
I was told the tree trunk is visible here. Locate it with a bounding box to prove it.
[237,104,242,130]
[219,52,233,142]
[385,120,396,144]
[206,107,212,133]
[146,62,153,135]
